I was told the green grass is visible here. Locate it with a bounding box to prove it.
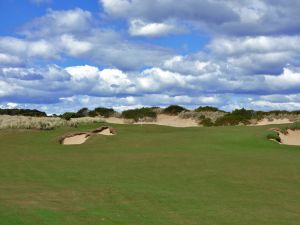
[0,123,300,225]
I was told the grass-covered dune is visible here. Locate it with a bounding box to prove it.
[0,123,300,225]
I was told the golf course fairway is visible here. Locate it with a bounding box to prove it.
[0,123,299,225]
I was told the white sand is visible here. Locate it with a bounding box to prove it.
[279,129,300,146]
[255,118,292,126]
[62,134,89,145]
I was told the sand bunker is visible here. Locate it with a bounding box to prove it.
[255,118,292,126]
[62,133,90,145]
[136,114,198,127]
[60,127,116,145]
[103,115,198,127]
[279,129,300,146]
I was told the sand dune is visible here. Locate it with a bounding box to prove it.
[255,118,292,126]
[103,115,198,127]
[104,117,126,124]
[136,114,198,127]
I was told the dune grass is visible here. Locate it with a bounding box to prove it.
[0,123,299,225]
[0,115,104,130]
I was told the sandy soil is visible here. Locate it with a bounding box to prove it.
[61,127,115,145]
[104,117,126,124]
[62,134,89,145]
[96,128,115,135]
[279,129,300,146]
[135,114,198,127]
[255,118,292,126]
[103,115,198,127]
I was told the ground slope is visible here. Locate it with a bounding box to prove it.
[0,123,299,225]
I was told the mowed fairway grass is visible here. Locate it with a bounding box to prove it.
[0,123,300,225]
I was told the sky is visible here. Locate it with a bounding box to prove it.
[1,0,300,114]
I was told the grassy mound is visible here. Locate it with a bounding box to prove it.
[163,105,188,115]
[122,107,157,122]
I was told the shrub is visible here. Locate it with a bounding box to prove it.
[289,122,300,130]
[163,105,188,115]
[0,108,47,117]
[199,117,214,127]
[93,107,115,118]
[61,112,77,121]
[195,106,224,112]
[76,108,89,117]
[266,131,281,142]
[214,108,255,126]
[88,110,98,117]
[122,108,157,122]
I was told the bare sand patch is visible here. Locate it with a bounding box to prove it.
[60,126,116,145]
[103,115,198,127]
[255,118,292,126]
[136,114,198,127]
[104,117,126,124]
[62,133,90,145]
[279,129,300,146]
[91,127,116,136]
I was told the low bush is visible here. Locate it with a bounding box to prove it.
[195,106,224,112]
[163,105,188,115]
[289,122,300,130]
[76,108,89,117]
[0,108,47,117]
[266,131,281,142]
[199,117,214,127]
[61,112,77,121]
[214,108,255,126]
[93,107,115,118]
[122,108,157,122]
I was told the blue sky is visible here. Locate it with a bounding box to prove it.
[1,0,300,114]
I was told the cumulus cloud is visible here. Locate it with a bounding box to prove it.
[101,0,238,24]
[21,8,92,38]
[101,0,300,37]
[0,8,174,70]
[129,19,181,37]
[0,53,22,66]
[1,2,300,112]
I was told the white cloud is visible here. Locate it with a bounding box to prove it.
[0,53,22,66]
[21,8,92,37]
[129,19,179,37]
[0,37,58,60]
[209,36,300,56]
[60,35,92,57]
[264,68,300,90]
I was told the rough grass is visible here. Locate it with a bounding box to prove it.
[0,115,104,130]
[266,130,281,142]
[0,124,300,225]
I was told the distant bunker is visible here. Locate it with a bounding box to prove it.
[60,127,116,145]
[278,129,300,146]
[270,128,300,146]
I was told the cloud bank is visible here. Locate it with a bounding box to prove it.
[0,1,300,113]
